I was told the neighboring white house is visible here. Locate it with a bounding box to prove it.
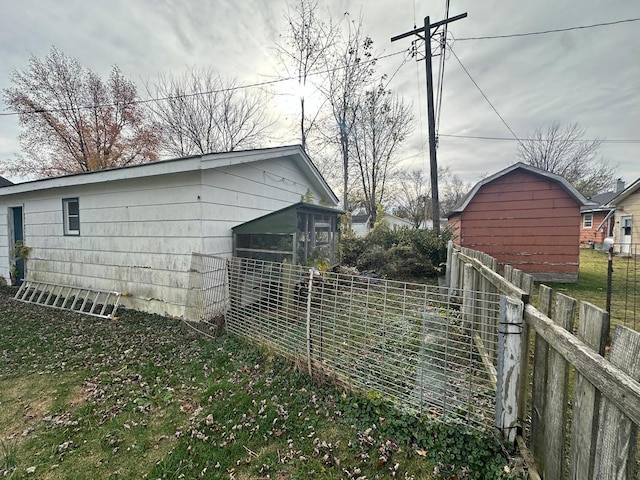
[0,145,339,319]
[350,214,372,237]
[351,212,415,237]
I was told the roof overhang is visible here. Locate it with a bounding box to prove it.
[0,145,339,205]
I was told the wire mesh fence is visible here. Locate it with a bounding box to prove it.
[195,255,503,431]
[610,243,640,330]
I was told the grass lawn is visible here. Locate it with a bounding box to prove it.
[0,287,519,480]
[542,248,639,330]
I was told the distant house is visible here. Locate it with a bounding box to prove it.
[350,212,414,237]
[609,177,640,255]
[351,214,372,237]
[579,179,625,249]
[0,176,12,187]
[446,163,589,283]
[419,218,448,230]
[0,145,340,319]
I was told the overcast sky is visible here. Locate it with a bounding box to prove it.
[1,0,639,190]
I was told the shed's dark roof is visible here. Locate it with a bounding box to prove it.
[589,190,618,205]
[0,176,13,187]
[232,202,343,235]
[581,189,618,213]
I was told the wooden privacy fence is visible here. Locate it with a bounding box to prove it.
[448,242,640,480]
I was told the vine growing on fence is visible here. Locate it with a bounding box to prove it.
[338,392,520,479]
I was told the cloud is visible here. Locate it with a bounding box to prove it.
[1,0,639,186]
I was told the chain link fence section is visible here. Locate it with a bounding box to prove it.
[213,256,502,431]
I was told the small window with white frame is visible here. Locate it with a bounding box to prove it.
[583,213,593,229]
[63,198,80,235]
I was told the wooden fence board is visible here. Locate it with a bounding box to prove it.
[530,285,552,473]
[504,264,513,283]
[462,263,477,330]
[449,250,460,301]
[456,252,528,302]
[570,302,609,480]
[543,293,576,480]
[495,296,524,443]
[446,240,453,286]
[594,326,640,480]
[524,305,640,427]
[449,243,640,480]
[516,270,534,440]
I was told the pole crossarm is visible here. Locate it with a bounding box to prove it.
[390,13,468,42]
[390,12,467,236]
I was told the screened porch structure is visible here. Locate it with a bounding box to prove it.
[232,202,342,265]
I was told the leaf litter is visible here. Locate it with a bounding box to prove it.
[0,286,519,479]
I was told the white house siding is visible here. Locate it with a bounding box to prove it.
[3,170,203,317]
[200,158,325,256]
[0,207,12,281]
[351,223,369,237]
[613,195,640,254]
[0,146,338,319]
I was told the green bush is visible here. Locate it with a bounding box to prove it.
[340,224,452,279]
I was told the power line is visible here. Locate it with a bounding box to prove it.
[456,17,640,41]
[448,46,523,147]
[414,52,427,170]
[434,0,451,137]
[439,133,640,144]
[0,50,407,118]
[383,49,413,90]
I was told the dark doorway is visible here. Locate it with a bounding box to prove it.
[9,206,24,285]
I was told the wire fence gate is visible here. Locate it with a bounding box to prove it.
[189,254,508,433]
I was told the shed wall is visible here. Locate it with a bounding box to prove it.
[453,170,581,282]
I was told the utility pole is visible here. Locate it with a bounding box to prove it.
[391,12,466,236]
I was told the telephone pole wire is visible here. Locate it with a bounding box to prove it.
[391,12,467,235]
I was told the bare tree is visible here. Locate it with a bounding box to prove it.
[392,169,430,228]
[275,0,336,150]
[318,15,376,213]
[440,171,472,215]
[351,84,415,227]
[147,69,272,156]
[516,121,617,197]
[2,47,161,178]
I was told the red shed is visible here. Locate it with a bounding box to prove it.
[447,163,588,283]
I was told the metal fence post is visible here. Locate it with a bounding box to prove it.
[495,295,524,444]
[306,268,314,377]
[606,246,613,314]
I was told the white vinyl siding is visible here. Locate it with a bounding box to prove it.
[0,155,332,317]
